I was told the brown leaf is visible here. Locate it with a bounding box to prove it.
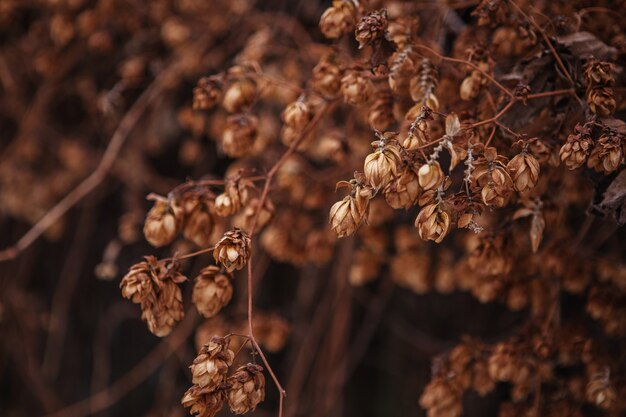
[557,32,618,61]
[530,212,545,253]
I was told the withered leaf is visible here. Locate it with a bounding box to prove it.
[530,212,545,253]
[557,31,618,61]
[591,169,626,225]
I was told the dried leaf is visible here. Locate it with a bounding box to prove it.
[445,113,461,137]
[590,169,626,225]
[530,212,545,253]
[557,32,618,61]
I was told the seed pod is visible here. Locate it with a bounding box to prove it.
[341,71,373,106]
[142,276,184,337]
[193,76,223,110]
[560,126,593,170]
[120,257,158,304]
[418,162,444,190]
[415,204,450,243]
[183,197,215,247]
[192,266,233,318]
[213,228,251,272]
[587,133,623,174]
[384,167,420,209]
[190,336,235,389]
[222,76,256,113]
[587,86,616,116]
[363,143,401,189]
[282,100,311,131]
[319,1,356,40]
[181,386,224,417]
[507,152,540,193]
[355,9,388,49]
[419,376,462,417]
[143,200,180,247]
[221,114,258,158]
[226,364,265,414]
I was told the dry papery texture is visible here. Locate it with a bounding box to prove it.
[1,1,626,417]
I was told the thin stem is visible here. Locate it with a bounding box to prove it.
[510,0,574,85]
[413,44,515,98]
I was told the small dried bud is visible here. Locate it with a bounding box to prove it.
[364,142,401,189]
[355,9,388,49]
[190,336,235,389]
[415,204,450,243]
[584,60,614,86]
[213,228,251,272]
[311,59,342,97]
[183,197,215,247]
[418,162,444,190]
[221,114,258,158]
[586,367,616,410]
[282,100,311,131]
[341,71,373,106]
[319,1,356,40]
[192,266,233,318]
[226,364,265,414]
[384,167,420,209]
[181,386,224,417]
[587,133,623,174]
[507,151,540,193]
[144,200,180,247]
[193,76,223,110]
[587,86,616,116]
[222,76,257,113]
[560,124,593,170]
[120,257,158,304]
[387,17,417,49]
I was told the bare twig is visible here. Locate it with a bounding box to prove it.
[0,62,183,262]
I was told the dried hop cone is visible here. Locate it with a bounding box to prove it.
[222,72,257,113]
[181,386,224,417]
[507,151,540,193]
[214,180,249,217]
[311,59,342,97]
[418,162,444,191]
[384,167,421,209]
[415,204,450,243]
[213,228,251,272]
[192,266,233,318]
[355,9,388,49]
[190,336,235,389]
[587,133,623,174]
[319,0,356,40]
[282,100,311,131]
[586,367,616,410]
[330,180,372,237]
[364,141,401,189]
[226,364,265,415]
[193,76,223,110]
[143,200,180,247]
[221,114,258,158]
[120,256,186,337]
[341,71,373,106]
[584,60,614,86]
[183,197,215,248]
[560,124,593,170]
[587,86,616,116]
